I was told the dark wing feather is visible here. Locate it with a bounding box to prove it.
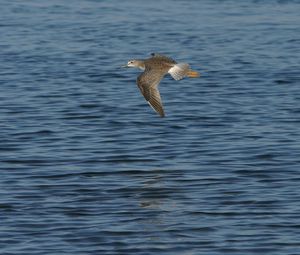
[150,53,177,64]
[148,87,165,117]
[136,69,166,117]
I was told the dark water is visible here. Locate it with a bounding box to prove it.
[1,0,300,254]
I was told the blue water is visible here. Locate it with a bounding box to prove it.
[1,0,300,254]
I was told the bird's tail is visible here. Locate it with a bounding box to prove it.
[187,70,200,78]
[169,64,200,80]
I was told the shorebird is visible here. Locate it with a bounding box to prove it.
[123,53,200,117]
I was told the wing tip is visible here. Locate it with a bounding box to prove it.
[147,101,165,118]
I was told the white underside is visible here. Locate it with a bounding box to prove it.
[168,63,190,80]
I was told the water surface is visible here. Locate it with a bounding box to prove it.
[1,0,300,254]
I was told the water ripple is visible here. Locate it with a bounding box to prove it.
[1,0,300,254]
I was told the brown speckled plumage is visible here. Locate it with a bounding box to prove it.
[123,53,199,117]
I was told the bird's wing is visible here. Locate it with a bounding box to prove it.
[168,63,190,80]
[136,70,166,117]
[150,53,177,65]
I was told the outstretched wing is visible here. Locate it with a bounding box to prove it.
[150,53,177,65]
[136,70,166,117]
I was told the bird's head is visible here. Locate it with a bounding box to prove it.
[122,60,145,70]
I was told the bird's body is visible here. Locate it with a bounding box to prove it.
[123,53,200,117]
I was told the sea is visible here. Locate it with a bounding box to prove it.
[1,0,300,254]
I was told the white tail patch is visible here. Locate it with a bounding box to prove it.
[168,63,190,80]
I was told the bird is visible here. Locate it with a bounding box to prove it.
[123,53,200,117]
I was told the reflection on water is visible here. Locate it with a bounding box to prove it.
[139,174,165,209]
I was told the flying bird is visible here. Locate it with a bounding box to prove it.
[123,53,200,117]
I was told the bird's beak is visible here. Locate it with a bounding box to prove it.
[122,64,129,68]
